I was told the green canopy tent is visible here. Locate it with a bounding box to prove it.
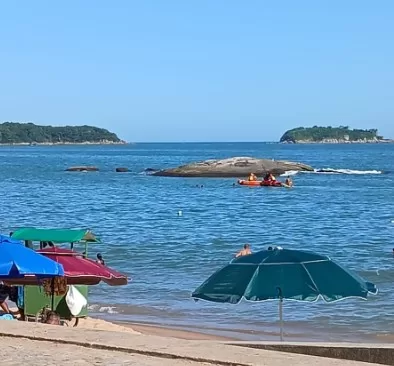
[11,227,100,255]
[10,227,102,323]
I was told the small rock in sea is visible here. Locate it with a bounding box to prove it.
[66,166,99,172]
[115,167,129,172]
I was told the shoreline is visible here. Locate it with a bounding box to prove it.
[118,321,237,341]
[281,140,394,144]
[1,140,393,146]
[0,141,127,146]
[109,317,394,344]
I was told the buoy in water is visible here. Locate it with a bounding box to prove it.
[178,210,183,216]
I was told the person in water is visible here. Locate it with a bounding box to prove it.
[96,253,105,265]
[284,176,293,187]
[235,244,252,258]
[248,173,257,181]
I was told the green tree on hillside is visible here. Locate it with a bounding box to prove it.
[280,126,382,143]
[0,122,122,144]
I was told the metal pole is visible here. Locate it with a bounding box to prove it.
[277,287,284,341]
[279,297,283,341]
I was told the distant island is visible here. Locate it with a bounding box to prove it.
[0,122,124,145]
[279,126,393,144]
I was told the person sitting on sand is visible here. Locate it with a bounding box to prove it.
[0,283,23,319]
[235,244,252,258]
[284,176,293,187]
[44,311,60,325]
[248,173,257,181]
[0,283,12,315]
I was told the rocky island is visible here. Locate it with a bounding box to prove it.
[280,126,392,144]
[0,122,124,145]
[153,157,313,178]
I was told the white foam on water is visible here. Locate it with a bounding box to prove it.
[88,304,119,314]
[280,170,299,177]
[306,168,383,175]
[98,306,119,314]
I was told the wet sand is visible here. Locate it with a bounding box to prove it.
[118,321,236,341]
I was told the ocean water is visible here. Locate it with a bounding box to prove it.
[0,142,393,341]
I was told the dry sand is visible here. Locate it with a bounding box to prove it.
[0,337,214,366]
[0,319,381,366]
[69,317,231,340]
[119,322,234,340]
[77,317,141,334]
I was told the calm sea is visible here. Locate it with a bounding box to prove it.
[1,142,393,341]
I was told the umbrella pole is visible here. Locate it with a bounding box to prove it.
[277,287,284,341]
[279,297,283,341]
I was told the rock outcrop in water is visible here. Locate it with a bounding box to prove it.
[66,166,99,172]
[153,157,313,178]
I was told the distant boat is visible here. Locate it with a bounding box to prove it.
[29,142,37,146]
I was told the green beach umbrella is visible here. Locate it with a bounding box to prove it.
[191,247,377,341]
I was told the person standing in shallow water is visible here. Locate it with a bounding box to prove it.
[96,253,105,265]
[235,244,252,258]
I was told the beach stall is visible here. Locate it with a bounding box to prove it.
[10,228,101,323]
[0,234,64,321]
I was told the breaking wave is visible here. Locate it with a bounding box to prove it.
[88,304,119,314]
[282,169,383,176]
[280,170,299,177]
[312,168,383,175]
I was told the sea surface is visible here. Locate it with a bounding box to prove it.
[0,142,393,342]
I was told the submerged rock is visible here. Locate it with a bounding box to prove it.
[66,166,99,172]
[153,157,313,178]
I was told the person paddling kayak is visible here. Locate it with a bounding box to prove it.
[248,173,257,181]
[263,172,276,182]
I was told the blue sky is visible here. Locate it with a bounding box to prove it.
[1,1,393,142]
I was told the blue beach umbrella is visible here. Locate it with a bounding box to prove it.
[0,235,64,280]
[0,235,22,245]
[192,247,377,340]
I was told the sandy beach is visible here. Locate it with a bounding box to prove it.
[76,317,231,340]
[0,316,389,365]
[0,337,212,366]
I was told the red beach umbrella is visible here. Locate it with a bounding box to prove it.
[36,247,128,286]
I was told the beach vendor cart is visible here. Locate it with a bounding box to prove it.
[11,228,127,325]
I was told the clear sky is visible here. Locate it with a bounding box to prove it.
[1,1,393,142]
